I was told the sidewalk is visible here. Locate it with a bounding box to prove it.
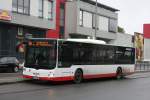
[0,72,26,85]
[1,71,150,85]
[126,71,150,79]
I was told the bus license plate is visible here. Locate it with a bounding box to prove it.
[33,76,39,79]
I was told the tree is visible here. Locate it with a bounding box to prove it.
[118,26,125,33]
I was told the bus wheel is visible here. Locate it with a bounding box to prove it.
[116,68,123,79]
[13,66,19,73]
[74,69,83,84]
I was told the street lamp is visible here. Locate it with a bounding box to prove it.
[93,0,98,40]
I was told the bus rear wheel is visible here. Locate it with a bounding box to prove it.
[116,68,123,79]
[74,69,83,84]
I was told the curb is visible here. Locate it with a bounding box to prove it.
[0,78,30,85]
[126,71,150,79]
[135,71,150,73]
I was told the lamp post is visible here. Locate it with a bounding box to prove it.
[93,0,98,40]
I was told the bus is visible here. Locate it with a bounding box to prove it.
[23,38,135,83]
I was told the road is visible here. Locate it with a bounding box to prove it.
[0,77,150,100]
[0,72,21,77]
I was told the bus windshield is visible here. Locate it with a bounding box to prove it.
[25,42,56,70]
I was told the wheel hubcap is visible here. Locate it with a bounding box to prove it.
[75,70,82,83]
[14,67,18,72]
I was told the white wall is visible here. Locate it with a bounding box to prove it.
[109,33,133,47]
[144,39,150,61]
[65,1,78,37]
[30,0,39,17]
[0,0,12,11]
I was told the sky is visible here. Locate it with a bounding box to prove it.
[94,0,150,35]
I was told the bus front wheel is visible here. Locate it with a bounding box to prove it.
[73,69,83,84]
[116,68,123,79]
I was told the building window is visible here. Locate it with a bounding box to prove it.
[12,0,30,15]
[48,0,53,20]
[60,3,65,26]
[83,11,92,28]
[80,10,93,28]
[109,19,117,33]
[18,27,23,36]
[39,0,44,18]
[12,0,17,12]
[18,0,24,13]
[24,0,30,14]
[98,16,109,32]
[79,10,83,26]
[92,14,96,29]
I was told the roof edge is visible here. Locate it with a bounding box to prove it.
[81,0,119,12]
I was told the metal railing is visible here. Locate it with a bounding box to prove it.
[135,61,150,72]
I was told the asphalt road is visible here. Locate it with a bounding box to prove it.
[0,72,21,77]
[0,77,150,100]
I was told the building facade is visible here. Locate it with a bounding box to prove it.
[65,0,118,43]
[109,33,134,48]
[0,0,62,59]
[46,0,65,38]
[0,0,119,60]
[143,24,150,61]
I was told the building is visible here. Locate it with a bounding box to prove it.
[109,33,134,48]
[143,24,150,61]
[65,0,119,43]
[134,32,144,61]
[0,0,64,59]
[0,0,119,60]
[47,0,65,39]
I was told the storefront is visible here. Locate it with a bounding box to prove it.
[0,22,46,60]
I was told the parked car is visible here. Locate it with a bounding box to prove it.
[0,57,20,73]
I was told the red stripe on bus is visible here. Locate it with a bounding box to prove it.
[40,76,74,81]
[23,73,116,81]
[23,75,32,79]
[23,75,73,81]
[83,73,116,79]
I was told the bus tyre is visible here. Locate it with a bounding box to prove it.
[74,69,83,84]
[116,68,123,79]
[13,66,19,73]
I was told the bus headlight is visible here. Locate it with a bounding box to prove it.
[48,72,54,77]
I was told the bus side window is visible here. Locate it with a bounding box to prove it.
[58,42,73,68]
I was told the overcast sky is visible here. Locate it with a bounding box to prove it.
[95,0,150,35]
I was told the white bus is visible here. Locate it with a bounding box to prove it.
[23,38,135,83]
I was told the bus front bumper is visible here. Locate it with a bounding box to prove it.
[23,75,74,81]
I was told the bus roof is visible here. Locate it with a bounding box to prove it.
[65,39,106,45]
[28,38,106,44]
[28,38,134,48]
